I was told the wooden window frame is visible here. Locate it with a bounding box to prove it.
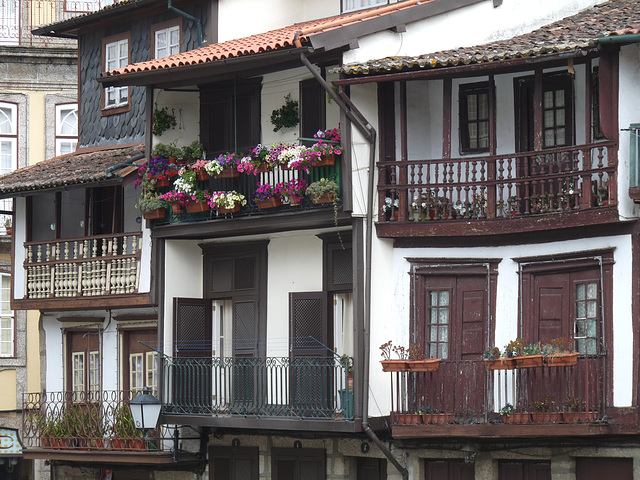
[459,82,491,154]
[65,329,102,398]
[121,328,158,395]
[0,101,18,174]
[101,32,131,116]
[151,18,182,59]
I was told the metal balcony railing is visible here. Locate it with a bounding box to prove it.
[162,355,354,420]
[22,390,162,451]
[388,356,606,427]
[23,232,142,299]
[378,142,617,223]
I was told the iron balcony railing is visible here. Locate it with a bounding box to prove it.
[389,356,606,427]
[22,390,162,451]
[23,232,142,299]
[162,355,354,420]
[378,142,617,223]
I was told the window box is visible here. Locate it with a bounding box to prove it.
[142,207,166,220]
[421,412,454,424]
[186,202,210,213]
[514,355,544,368]
[406,358,441,372]
[380,360,409,372]
[256,197,282,209]
[484,358,517,370]
[545,352,579,367]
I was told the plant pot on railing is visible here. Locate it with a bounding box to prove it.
[393,412,422,425]
[562,410,597,423]
[186,202,210,214]
[502,412,531,424]
[545,352,579,367]
[421,412,454,424]
[142,208,166,220]
[406,358,441,372]
[217,167,240,178]
[514,355,544,368]
[256,197,282,209]
[380,360,409,372]
[484,357,517,370]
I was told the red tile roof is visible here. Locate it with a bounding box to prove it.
[337,0,640,76]
[102,0,431,77]
[0,144,145,196]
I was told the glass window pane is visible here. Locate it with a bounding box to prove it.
[556,127,565,145]
[576,301,586,319]
[429,290,438,305]
[586,319,597,337]
[576,284,585,300]
[438,308,449,324]
[555,109,565,126]
[576,319,586,337]
[544,129,555,147]
[478,93,488,119]
[438,325,448,342]
[544,110,554,128]
[544,91,553,109]
[555,90,565,107]
[438,343,448,359]
[439,291,449,306]
[467,94,477,120]
[586,283,597,299]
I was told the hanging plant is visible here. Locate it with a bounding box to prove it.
[270,94,299,132]
[153,107,177,136]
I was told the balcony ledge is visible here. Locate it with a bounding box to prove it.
[22,449,186,464]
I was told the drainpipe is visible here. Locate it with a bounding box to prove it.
[299,52,408,480]
[168,0,202,47]
[597,34,640,46]
[106,154,146,177]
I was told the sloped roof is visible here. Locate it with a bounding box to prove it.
[337,0,640,76]
[102,0,436,77]
[0,144,145,197]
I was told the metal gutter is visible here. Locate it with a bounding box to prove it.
[106,153,146,177]
[597,33,640,46]
[168,0,203,47]
[300,51,407,480]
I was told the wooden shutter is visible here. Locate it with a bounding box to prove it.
[300,78,325,142]
[498,461,551,480]
[209,446,259,480]
[576,458,632,480]
[357,458,386,480]
[272,448,325,480]
[531,273,570,342]
[425,460,474,480]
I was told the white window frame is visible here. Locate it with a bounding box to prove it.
[55,103,78,156]
[104,38,129,109]
[0,102,17,175]
[0,273,13,357]
[154,25,180,59]
[342,0,387,13]
[72,352,85,394]
[146,351,158,395]
[89,350,100,398]
[130,352,144,394]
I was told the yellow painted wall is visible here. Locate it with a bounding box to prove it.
[27,311,41,394]
[27,91,47,166]
[0,370,17,410]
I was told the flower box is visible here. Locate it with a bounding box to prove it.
[380,360,409,372]
[256,197,282,209]
[195,170,210,182]
[186,202,209,213]
[315,154,335,167]
[255,163,270,173]
[289,198,301,206]
[514,355,544,368]
[172,204,184,213]
[155,178,171,187]
[530,411,561,423]
[406,359,441,372]
[545,352,578,367]
[393,412,422,425]
[484,358,517,370]
[311,192,336,204]
[562,410,597,423]
[142,208,166,220]
[217,204,242,214]
[217,167,239,178]
[502,412,531,424]
[421,413,454,424]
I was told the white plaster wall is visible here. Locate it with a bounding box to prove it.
[13,197,26,299]
[344,0,602,65]
[163,241,203,354]
[218,0,339,42]
[616,43,640,220]
[43,317,64,392]
[265,232,325,357]
[152,90,200,151]
[101,317,119,391]
[368,234,634,414]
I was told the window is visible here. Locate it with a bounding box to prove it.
[0,102,17,174]
[102,34,130,112]
[55,103,78,155]
[459,83,490,153]
[0,274,14,357]
[342,0,387,12]
[66,330,101,399]
[152,20,181,59]
[122,329,158,396]
[425,289,450,359]
[0,0,18,45]
[300,78,325,143]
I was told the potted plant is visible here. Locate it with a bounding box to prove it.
[139,192,169,219]
[278,144,311,170]
[270,94,299,132]
[191,159,211,181]
[308,128,343,166]
[483,346,516,370]
[253,182,283,209]
[209,191,247,214]
[499,403,531,424]
[152,107,176,136]
[514,342,545,368]
[159,190,190,213]
[380,341,408,371]
[544,337,578,366]
[206,153,240,178]
[112,405,145,451]
[306,178,339,204]
[562,396,596,423]
[181,141,204,161]
[185,190,211,213]
[4,217,11,236]
[279,178,307,206]
[143,156,177,187]
[529,395,558,423]
[380,341,441,372]
[405,343,441,372]
[419,405,453,424]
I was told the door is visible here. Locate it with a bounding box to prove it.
[209,446,259,480]
[289,292,332,417]
[499,461,551,480]
[122,329,158,396]
[272,448,325,480]
[66,330,101,401]
[425,460,474,480]
[575,458,632,480]
[415,273,489,416]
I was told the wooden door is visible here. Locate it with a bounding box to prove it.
[66,329,101,400]
[499,461,551,480]
[415,274,488,417]
[272,448,325,480]
[575,458,632,480]
[122,328,158,396]
[425,460,474,480]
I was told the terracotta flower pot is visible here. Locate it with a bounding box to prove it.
[172,203,184,213]
[545,353,578,367]
[186,202,209,213]
[311,192,336,204]
[406,359,441,372]
[196,170,210,182]
[380,360,409,372]
[142,208,166,220]
[217,204,241,214]
[314,154,335,166]
[217,168,239,178]
[484,358,517,370]
[256,197,282,209]
[514,355,544,368]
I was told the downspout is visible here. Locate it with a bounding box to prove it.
[597,34,640,46]
[299,52,408,480]
[168,0,202,47]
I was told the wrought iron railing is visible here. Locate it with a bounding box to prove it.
[389,356,606,427]
[0,0,105,47]
[23,232,142,299]
[153,160,343,224]
[378,142,617,222]
[162,355,354,420]
[22,390,163,451]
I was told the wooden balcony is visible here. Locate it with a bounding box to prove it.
[161,355,355,430]
[19,232,147,310]
[377,142,618,238]
[386,356,624,439]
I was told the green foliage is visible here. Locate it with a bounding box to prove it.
[270,94,299,132]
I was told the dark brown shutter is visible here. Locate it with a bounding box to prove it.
[290,292,329,357]
[272,448,325,480]
[209,446,259,480]
[598,52,617,140]
[499,461,551,480]
[426,460,474,480]
[531,273,570,342]
[300,78,325,142]
[576,458,632,480]
[357,458,386,480]
[458,275,488,359]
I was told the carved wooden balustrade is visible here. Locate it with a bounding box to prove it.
[24,233,142,299]
[378,142,617,223]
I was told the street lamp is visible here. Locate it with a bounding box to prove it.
[128,386,162,439]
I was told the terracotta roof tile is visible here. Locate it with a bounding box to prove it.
[103,0,432,76]
[337,0,640,75]
[0,144,145,196]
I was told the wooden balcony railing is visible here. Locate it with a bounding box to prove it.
[22,390,162,452]
[162,355,354,420]
[24,232,142,299]
[388,356,606,430]
[378,142,617,223]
